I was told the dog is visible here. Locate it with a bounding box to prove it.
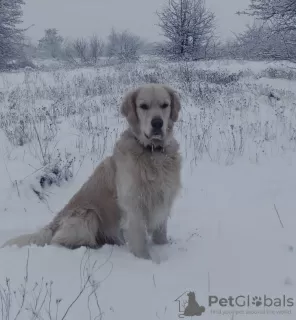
[2,83,182,260]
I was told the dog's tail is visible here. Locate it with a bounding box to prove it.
[1,226,54,249]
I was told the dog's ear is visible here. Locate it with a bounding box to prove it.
[120,88,139,125]
[164,85,181,122]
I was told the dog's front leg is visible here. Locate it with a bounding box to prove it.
[124,210,150,260]
[152,217,169,245]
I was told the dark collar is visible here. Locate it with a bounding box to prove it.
[133,135,164,153]
[144,144,164,152]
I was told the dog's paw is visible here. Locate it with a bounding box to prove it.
[131,248,151,260]
[153,237,169,245]
[136,253,152,261]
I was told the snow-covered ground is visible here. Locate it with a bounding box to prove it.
[0,59,296,319]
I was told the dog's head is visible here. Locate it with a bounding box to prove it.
[121,83,181,147]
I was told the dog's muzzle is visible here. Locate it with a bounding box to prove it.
[148,117,164,140]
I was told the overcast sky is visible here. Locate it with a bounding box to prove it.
[23,0,252,43]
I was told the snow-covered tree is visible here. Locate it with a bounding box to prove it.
[0,0,25,69]
[38,28,64,59]
[106,28,142,62]
[219,22,296,61]
[72,38,88,63]
[237,0,296,61]
[238,0,296,34]
[89,34,104,64]
[156,0,216,60]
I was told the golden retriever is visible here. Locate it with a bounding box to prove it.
[2,83,182,260]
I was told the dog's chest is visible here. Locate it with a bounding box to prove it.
[136,152,180,206]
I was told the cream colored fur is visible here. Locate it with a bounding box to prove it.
[2,83,182,260]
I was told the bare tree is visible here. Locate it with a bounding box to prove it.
[62,39,78,65]
[89,35,104,64]
[227,24,272,60]
[0,0,25,69]
[156,0,216,60]
[73,38,89,63]
[23,38,38,60]
[238,0,296,33]
[106,28,142,62]
[238,0,296,61]
[106,28,118,58]
[219,22,296,61]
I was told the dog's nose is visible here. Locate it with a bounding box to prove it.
[151,117,163,129]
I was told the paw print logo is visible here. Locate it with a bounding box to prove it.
[252,296,262,307]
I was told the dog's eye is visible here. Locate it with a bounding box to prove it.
[139,104,149,110]
[161,103,169,109]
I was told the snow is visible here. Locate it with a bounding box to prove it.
[0,59,296,319]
